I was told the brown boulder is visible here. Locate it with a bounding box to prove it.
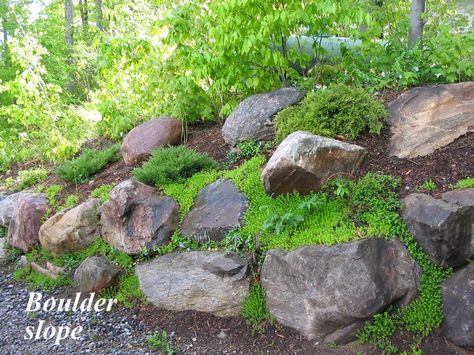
[39,199,101,256]
[74,256,122,293]
[262,131,366,195]
[121,117,182,166]
[388,82,474,158]
[8,193,48,252]
[101,180,179,255]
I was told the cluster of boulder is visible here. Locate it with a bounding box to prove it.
[0,82,472,349]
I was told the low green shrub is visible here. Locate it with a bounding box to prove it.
[226,140,271,167]
[146,331,178,355]
[416,179,437,192]
[1,167,49,191]
[449,177,474,189]
[90,184,115,204]
[274,84,387,142]
[133,146,217,187]
[55,144,120,184]
[0,226,7,238]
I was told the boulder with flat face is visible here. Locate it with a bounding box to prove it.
[136,251,251,317]
[261,238,420,344]
[8,193,48,252]
[442,262,474,349]
[39,199,101,256]
[262,131,366,195]
[402,189,474,267]
[101,180,179,255]
[74,256,122,293]
[222,88,306,146]
[180,179,249,243]
[121,117,182,166]
[388,82,474,158]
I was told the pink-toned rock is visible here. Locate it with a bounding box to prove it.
[8,193,48,252]
[121,117,182,166]
[101,180,179,255]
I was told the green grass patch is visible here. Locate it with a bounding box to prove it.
[55,144,120,184]
[1,167,49,191]
[241,284,272,334]
[274,83,387,142]
[90,184,115,204]
[0,226,7,238]
[133,146,217,187]
[146,331,178,355]
[449,177,474,189]
[416,179,437,192]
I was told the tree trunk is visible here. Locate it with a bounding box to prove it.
[65,0,74,47]
[79,0,88,27]
[408,0,426,48]
[95,0,104,31]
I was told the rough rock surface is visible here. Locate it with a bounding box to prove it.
[101,180,179,255]
[0,192,28,228]
[7,193,48,252]
[388,82,474,158]
[262,131,366,195]
[121,117,182,166]
[402,190,474,267]
[181,179,248,243]
[222,88,306,146]
[74,256,122,293]
[261,238,420,344]
[136,251,251,317]
[0,238,9,265]
[39,199,101,255]
[442,262,474,349]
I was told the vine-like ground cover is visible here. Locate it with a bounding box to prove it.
[12,156,450,353]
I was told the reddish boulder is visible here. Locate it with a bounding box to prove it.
[101,180,179,255]
[8,193,48,252]
[121,117,182,166]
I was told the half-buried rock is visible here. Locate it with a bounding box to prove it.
[39,199,101,256]
[442,262,474,349]
[262,131,366,195]
[388,82,474,158]
[402,189,474,268]
[121,117,182,166]
[261,238,420,344]
[136,251,251,317]
[8,193,48,252]
[222,87,306,146]
[74,256,122,293]
[181,179,248,243]
[0,191,30,228]
[101,180,179,255]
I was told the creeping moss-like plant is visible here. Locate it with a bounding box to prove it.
[449,177,474,189]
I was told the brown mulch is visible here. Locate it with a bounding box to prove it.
[185,123,229,163]
[353,129,474,197]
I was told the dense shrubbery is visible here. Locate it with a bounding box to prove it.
[1,168,49,191]
[274,84,387,142]
[55,144,120,184]
[133,146,217,187]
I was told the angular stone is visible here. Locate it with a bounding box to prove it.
[101,180,179,255]
[262,131,366,195]
[261,239,420,344]
[402,191,474,267]
[442,262,474,349]
[8,193,48,252]
[181,179,248,243]
[136,251,251,317]
[121,117,182,166]
[222,88,306,146]
[74,256,122,293]
[0,192,29,228]
[388,82,474,158]
[39,199,101,256]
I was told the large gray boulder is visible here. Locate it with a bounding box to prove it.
[388,82,474,158]
[442,262,474,349]
[262,131,366,195]
[0,192,29,228]
[121,117,182,166]
[261,238,420,344]
[39,199,101,255]
[222,88,306,146]
[402,189,474,267]
[136,251,251,317]
[101,180,179,255]
[74,256,122,293]
[180,179,248,243]
[8,193,48,252]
